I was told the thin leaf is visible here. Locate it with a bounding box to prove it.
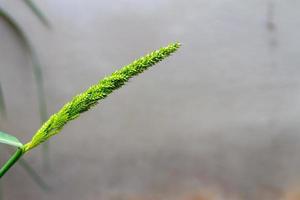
[0,7,49,157]
[18,158,50,190]
[0,147,49,189]
[0,7,48,124]
[0,7,29,50]
[23,0,51,27]
[0,131,23,148]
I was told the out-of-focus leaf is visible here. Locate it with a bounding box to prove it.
[0,7,28,48]
[23,0,51,27]
[0,6,50,169]
[2,147,50,190]
[0,131,23,148]
[18,158,50,190]
[0,83,6,118]
[0,7,48,124]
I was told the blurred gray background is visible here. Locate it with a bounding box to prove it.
[1,0,300,199]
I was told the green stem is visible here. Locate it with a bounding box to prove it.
[0,148,23,178]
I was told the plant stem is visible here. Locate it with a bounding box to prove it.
[0,148,23,178]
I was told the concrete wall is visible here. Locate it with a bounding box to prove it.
[1,0,300,199]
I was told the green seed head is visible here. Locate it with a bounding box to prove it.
[22,42,181,153]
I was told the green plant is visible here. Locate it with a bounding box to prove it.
[0,1,51,191]
[0,1,51,170]
[23,0,51,27]
[0,4,49,123]
[0,42,180,178]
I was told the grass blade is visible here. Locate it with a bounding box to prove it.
[0,7,49,124]
[23,0,51,27]
[18,158,50,190]
[3,148,49,190]
[0,131,23,148]
[0,7,29,51]
[0,6,50,168]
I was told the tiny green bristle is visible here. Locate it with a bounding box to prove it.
[22,42,181,152]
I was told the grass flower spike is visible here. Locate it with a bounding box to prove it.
[23,42,180,153]
[0,42,180,178]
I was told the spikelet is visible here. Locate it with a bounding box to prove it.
[22,42,181,152]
